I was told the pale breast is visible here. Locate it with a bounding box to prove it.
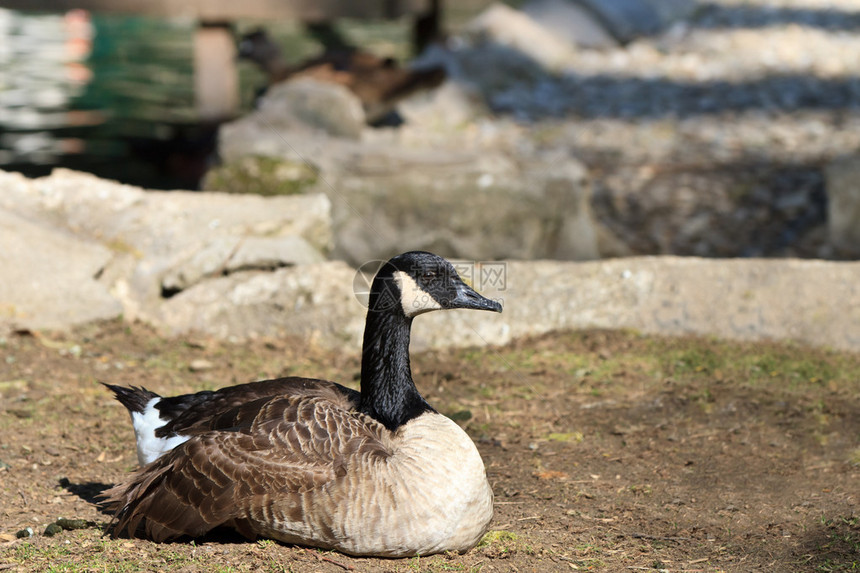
[377,413,495,555]
[256,412,493,557]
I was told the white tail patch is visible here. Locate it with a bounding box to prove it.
[130,398,190,466]
[394,271,441,318]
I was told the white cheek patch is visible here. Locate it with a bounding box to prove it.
[394,271,442,318]
[130,398,190,466]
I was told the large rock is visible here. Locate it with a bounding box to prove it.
[29,169,332,257]
[395,82,488,133]
[160,235,324,295]
[156,262,364,344]
[0,168,332,334]
[327,148,599,265]
[825,156,860,256]
[218,113,602,266]
[0,207,122,332]
[253,78,366,140]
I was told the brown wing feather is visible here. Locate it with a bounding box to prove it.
[104,388,391,542]
[155,378,360,438]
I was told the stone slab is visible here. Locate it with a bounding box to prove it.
[150,255,860,355]
[155,261,365,345]
[419,257,860,352]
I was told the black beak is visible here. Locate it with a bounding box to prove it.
[444,280,503,313]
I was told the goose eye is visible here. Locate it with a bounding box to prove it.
[422,271,437,281]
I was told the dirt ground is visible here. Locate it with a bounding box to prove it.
[0,320,858,572]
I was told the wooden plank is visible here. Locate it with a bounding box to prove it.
[0,0,430,21]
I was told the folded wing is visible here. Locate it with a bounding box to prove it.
[104,389,391,542]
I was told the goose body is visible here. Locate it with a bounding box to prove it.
[104,252,501,557]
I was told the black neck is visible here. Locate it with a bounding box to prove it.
[358,307,433,431]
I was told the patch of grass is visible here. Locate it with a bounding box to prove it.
[735,349,851,390]
[448,330,860,413]
[669,347,724,375]
[397,554,485,572]
[546,431,584,443]
[809,516,860,572]
[8,542,74,571]
[628,484,653,496]
[203,156,319,197]
[475,530,535,558]
[644,337,860,394]
[477,530,519,547]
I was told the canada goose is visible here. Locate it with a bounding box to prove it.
[103,251,502,557]
[237,29,446,123]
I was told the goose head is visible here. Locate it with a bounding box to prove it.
[368,251,502,319]
[359,252,501,430]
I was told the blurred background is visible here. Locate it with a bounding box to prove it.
[1,0,859,261]
[0,0,461,189]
